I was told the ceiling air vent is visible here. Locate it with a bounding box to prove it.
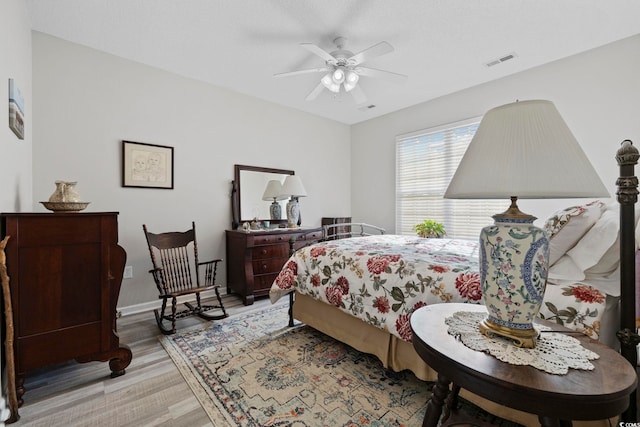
[358,104,376,111]
[485,52,518,68]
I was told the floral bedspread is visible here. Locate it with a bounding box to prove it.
[270,235,482,342]
[269,235,609,342]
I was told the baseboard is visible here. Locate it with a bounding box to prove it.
[117,289,223,317]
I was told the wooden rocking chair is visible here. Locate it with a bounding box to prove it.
[143,222,228,334]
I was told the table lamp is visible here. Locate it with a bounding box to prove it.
[444,99,609,348]
[281,175,307,228]
[262,180,287,220]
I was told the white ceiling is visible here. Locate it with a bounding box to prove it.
[26,0,640,125]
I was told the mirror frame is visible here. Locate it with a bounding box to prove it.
[231,164,294,229]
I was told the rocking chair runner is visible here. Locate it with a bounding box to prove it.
[143,222,227,334]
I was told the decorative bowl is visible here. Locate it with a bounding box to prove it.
[40,201,90,212]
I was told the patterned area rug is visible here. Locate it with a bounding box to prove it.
[160,303,523,426]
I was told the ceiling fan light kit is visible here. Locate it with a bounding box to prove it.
[333,67,345,83]
[343,70,359,92]
[321,73,340,93]
[320,66,360,93]
[275,36,407,105]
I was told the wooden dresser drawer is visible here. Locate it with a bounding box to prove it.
[254,273,280,291]
[253,257,289,274]
[251,244,289,260]
[292,230,324,250]
[297,230,323,241]
[252,233,292,246]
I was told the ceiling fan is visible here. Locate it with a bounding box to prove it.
[274,36,407,105]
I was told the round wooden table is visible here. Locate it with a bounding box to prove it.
[410,303,637,427]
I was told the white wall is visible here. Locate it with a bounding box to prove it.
[32,33,351,310]
[0,0,32,419]
[351,34,640,234]
[23,30,640,309]
[0,0,32,212]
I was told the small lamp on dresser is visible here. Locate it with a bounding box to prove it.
[444,99,608,348]
[281,175,308,227]
[262,180,287,220]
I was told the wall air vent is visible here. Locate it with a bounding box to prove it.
[485,52,518,67]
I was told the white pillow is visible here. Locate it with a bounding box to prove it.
[548,255,585,282]
[567,206,619,273]
[585,234,620,276]
[543,200,605,265]
[584,265,621,297]
[584,206,640,276]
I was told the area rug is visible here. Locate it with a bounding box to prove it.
[160,303,523,426]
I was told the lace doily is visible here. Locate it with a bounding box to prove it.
[445,311,600,375]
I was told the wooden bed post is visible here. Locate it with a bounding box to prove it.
[616,139,639,422]
[287,235,298,327]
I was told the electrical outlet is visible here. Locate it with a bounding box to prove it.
[123,265,133,279]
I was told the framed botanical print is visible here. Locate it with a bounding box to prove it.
[122,140,174,189]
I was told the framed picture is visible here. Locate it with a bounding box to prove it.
[122,140,174,189]
[8,79,24,140]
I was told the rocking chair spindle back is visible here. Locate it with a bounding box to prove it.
[143,222,228,334]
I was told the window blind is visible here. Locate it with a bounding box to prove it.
[395,118,506,240]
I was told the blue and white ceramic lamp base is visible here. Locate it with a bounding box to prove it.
[270,201,282,220]
[286,198,300,228]
[478,207,549,349]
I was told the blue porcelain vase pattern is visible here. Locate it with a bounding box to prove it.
[270,201,282,220]
[479,216,549,345]
[286,198,300,228]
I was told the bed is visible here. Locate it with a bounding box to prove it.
[269,142,639,426]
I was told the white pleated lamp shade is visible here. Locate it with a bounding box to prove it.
[262,180,287,201]
[281,175,308,198]
[444,100,609,199]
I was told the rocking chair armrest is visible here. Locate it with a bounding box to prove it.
[148,267,164,283]
[198,259,221,287]
[147,267,168,295]
[198,259,222,267]
[149,267,164,280]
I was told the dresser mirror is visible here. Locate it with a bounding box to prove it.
[231,164,294,229]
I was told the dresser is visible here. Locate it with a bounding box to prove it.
[226,227,322,305]
[1,212,132,405]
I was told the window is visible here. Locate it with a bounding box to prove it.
[395,118,506,240]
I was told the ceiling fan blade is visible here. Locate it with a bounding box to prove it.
[356,67,408,85]
[305,82,325,101]
[274,67,327,78]
[350,85,368,106]
[301,43,336,64]
[349,41,394,65]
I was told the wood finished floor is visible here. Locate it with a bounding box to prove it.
[10,295,640,426]
[12,294,282,427]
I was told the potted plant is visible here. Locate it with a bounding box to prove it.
[414,219,446,238]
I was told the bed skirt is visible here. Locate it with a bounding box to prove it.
[292,291,616,427]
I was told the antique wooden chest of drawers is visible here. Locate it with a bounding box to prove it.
[1,212,132,405]
[225,227,322,305]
